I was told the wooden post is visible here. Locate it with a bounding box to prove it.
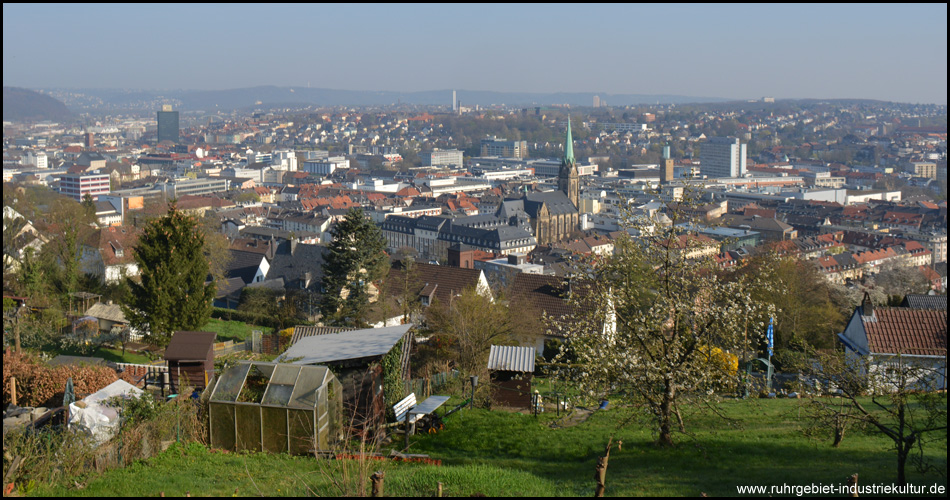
[10,377,16,406]
[14,308,22,354]
[847,473,859,497]
[370,471,385,497]
[594,439,613,497]
[404,409,411,449]
[436,482,443,497]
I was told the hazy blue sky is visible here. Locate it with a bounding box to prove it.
[3,4,947,103]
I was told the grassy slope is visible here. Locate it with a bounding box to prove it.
[200,318,270,343]
[32,397,947,497]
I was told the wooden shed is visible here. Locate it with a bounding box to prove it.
[275,324,413,428]
[488,345,535,409]
[163,331,216,390]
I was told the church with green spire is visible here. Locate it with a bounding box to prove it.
[496,115,580,246]
[558,116,580,209]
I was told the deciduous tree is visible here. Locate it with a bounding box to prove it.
[783,345,947,485]
[551,188,775,446]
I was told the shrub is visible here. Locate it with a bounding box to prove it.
[2,350,134,407]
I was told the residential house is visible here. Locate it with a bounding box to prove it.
[80,226,141,284]
[838,295,947,391]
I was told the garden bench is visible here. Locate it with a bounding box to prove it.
[392,393,451,436]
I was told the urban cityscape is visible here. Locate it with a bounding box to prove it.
[2,4,947,497]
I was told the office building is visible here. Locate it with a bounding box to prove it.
[21,150,48,169]
[302,156,349,175]
[157,104,180,144]
[700,137,746,178]
[480,137,529,159]
[421,149,464,167]
[59,173,110,201]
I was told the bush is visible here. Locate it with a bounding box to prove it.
[2,350,134,407]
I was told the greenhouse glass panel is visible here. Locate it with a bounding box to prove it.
[237,364,275,404]
[209,403,236,450]
[261,406,289,453]
[261,365,300,406]
[288,366,329,409]
[288,409,315,455]
[235,405,262,452]
[210,363,251,402]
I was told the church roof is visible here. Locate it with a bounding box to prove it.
[523,191,578,217]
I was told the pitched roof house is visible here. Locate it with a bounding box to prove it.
[838,294,947,390]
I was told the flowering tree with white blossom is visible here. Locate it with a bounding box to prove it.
[550,188,776,446]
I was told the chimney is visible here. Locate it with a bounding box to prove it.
[861,292,874,317]
[290,238,297,255]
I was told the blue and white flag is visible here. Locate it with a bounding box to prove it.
[766,317,774,357]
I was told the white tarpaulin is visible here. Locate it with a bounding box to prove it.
[68,379,144,445]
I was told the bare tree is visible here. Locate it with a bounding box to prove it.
[784,345,947,485]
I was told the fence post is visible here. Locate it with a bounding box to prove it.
[370,470,385,497]
[404,409,411,449]
[847,473,859,497]
[436,482,443,497]
[594,439,613,497]
[10,377,16,406]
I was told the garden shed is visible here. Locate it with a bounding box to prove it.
[163,331,216,390]
[275,324,413,427]
[208,361,343,454]
[488,345,535,409]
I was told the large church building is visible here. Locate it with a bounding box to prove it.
[503,116,580,246]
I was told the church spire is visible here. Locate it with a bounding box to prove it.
[559,115,580,209]
[564,115,574,165]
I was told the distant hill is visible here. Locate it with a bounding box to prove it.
[43,86,733,112]
[3,87,73,122]
[176,87,733,110]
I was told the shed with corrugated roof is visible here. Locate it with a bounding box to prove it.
[487,345,535,409]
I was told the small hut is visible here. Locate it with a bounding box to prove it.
[488,345,535,409]
[276,324,413,427]
[208,361,343,454]
[163,331,216,390]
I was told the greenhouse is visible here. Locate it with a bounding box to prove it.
[209,361,343,454]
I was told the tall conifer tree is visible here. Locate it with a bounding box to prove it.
[320,208,388,326]
[123,202,215,347]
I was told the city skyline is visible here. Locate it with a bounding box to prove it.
[2,3,947,104]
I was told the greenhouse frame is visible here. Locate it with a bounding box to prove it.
[209,361,343,454]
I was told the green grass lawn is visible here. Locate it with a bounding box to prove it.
[200,318,271,343]
[30,396,947,497]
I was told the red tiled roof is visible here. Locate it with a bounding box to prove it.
[863,308,947,356]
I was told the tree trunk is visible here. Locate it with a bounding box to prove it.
[896,435,915,487]
[658,384,675,447]
[832,425,845,448]
[674,403,686,433]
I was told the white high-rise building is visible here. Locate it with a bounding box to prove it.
[452,90,457,112]
[700,137,747,179]
[21,150,48,169]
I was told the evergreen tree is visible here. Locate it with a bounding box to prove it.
[123,202,215,347]
[320,208,388,326]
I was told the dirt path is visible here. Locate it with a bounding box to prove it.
[548,406,594,429]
